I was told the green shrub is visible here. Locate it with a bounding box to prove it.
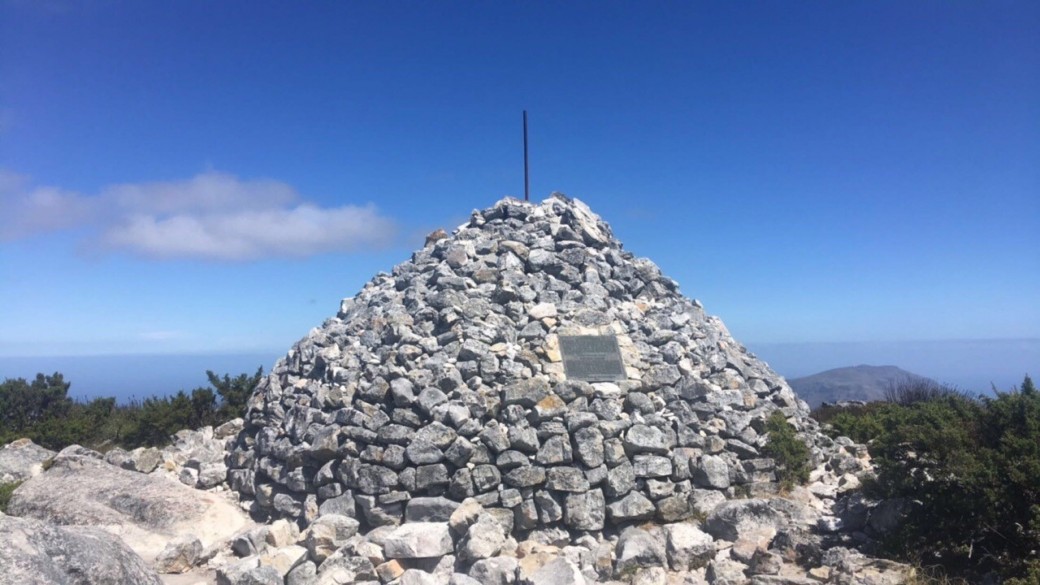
[0,481,22,513]
[763,410,811,490]
[0,367,262,451]
[208,367,263,420]
[883,378,971,406]
[811,374,1040,582]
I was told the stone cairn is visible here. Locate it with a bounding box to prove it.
[224,194,892,584]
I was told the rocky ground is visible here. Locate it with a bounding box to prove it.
[0,427,911,585]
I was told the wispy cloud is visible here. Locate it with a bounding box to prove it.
[0,170,398,260]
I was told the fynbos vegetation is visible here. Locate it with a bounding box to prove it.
[814,376,1040,582]
[763,410,811,491]
[0,368,263,451]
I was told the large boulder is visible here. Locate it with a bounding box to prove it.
[0,513,162,585]
[6,452,252,562]
[705,498,799,543]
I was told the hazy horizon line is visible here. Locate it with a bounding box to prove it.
[0,336,1036,359]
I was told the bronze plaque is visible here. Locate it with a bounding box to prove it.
[558,334,627,382]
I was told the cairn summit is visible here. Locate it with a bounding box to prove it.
[228,194,833,536]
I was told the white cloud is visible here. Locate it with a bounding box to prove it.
[0,170,398,260]
[0,170,98,238]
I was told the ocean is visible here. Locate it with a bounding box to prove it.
[0,338,1036,403]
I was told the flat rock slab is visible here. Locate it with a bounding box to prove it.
[0,438,55,483]
[0,513,162,585]
[7,453,252,562]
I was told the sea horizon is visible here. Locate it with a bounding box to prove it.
[0,337,1035,404]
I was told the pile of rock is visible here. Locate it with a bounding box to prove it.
[99,418,242,490]
[229,195,846,534]
[214,494,910,585]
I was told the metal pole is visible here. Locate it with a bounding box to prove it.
[523,110,530,202]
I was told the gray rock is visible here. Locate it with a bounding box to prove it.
[7,453,251,562]
[0,438,55,483]
[218,560,283,585]
[643,364,681,388]
[383,522,454,559]
[545,467,589,492]
[358,493,405,527]
[479,422,512,453]
[468,556,519,585]
[406,440,445,465]
[705,498,789,542]
[632,454,672,478]
[615,527,667,574]
[319,491,357,518]
[606,492,656,522]
[508,426,540,453]
[418,388,449,415]
[664,522,714,570]
[472,464,502,492]
[819,546,914,584]
[602,438,627,466]
[573,427,604,468]
[316,552,377,582]
[406,496,460,523]
[399,568,441,585]
[867,498,909,536]
[124,446,162,473]
[655,493,696,522]
[198,461,228,488]
[260,544,308,578]
[535,435,573,465]
[0,514,163,585]
[519,556,586,585]
[605,461,636,498]
[460,513,508,561]
[154,534,203,573]
[624,424,676,455]
[564,489,605,531]
[693,455,730,489]
[502,378,550,408]
[351,463,400,495]
[444,437,476,467]
[748,548,783,576]
[535,490,563,523]
[706,559,748,585]
[286,560,317,585]
[503,465,546,488]
[305,514,360,563]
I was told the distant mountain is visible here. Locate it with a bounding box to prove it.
[787,365,936,408]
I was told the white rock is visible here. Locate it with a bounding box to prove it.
[383,522,453,559]
[664,522,714,570]
[519,556,585,585]
[529,303,558,320]
[259,544,308,577]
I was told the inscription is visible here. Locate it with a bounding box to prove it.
[558,334,627,382]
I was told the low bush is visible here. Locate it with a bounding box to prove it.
[0,368,264,451]
[763,410,811,490]
[813,375,1040,582]
[0,480,22,513]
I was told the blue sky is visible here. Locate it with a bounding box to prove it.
[1,2,1037,392]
